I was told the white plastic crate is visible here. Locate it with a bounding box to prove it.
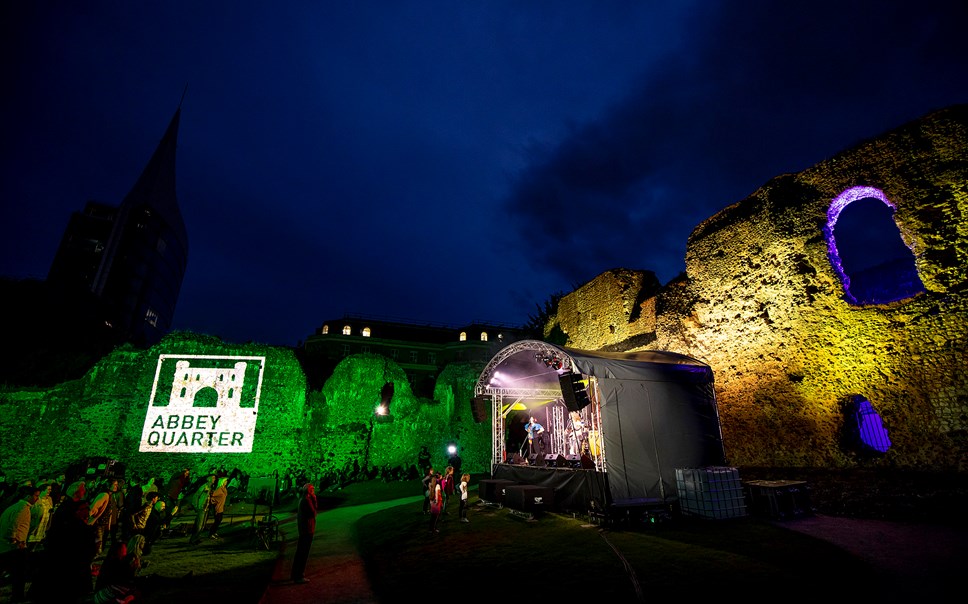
[676,467,748,519]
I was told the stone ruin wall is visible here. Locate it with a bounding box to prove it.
[551,105,968,471]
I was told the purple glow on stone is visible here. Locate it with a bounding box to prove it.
[855,398,891,453]
[824,186,894,304]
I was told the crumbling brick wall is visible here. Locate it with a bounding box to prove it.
[549,104,968,471]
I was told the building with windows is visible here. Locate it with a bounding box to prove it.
[302,314,528,395]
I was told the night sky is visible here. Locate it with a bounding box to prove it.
[2,1,966,347]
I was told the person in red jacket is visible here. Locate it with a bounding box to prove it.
[290,482,317,584]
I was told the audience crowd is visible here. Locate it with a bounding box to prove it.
[0,462,250,603]
[1,452,447,602]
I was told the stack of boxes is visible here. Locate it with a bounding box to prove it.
[675,466,748,519]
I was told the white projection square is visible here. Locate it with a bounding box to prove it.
[139,354,266,453]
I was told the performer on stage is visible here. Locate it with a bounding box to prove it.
[567,411,586,455]
[524,416,546,455]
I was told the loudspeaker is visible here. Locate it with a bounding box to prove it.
[580,454,595,469]
[471,395,489,423]
[544,454,559,467]
[529,453,544,466]
[504,485,555,513]
[563,454,581,469]
[511,453,526,465]
[479,479,517,503]
[559,373,591,411]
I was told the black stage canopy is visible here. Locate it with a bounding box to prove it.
[477,340,726,508]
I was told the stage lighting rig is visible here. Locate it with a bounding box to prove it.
[534,352,563,370]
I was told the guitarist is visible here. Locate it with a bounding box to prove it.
[524,416,546,456]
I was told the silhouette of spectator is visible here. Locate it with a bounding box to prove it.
[63,480,87,503]
[48,474,66,508]
[141,476,162,503]
[0,484,41,602]
[108,477,125,544]
[448,448,463,480]
[289,483,317,584]
[88,477,119,556]
[121,481,144,541]
[129,491,159,543]
[421,466,434,514]
[142,497,166,555]
[163,468,190,528]
[29,481,54,545]
[188,474,215,545]
[208,476,229,539]
[31,497,98,602]
[92,540,140,602]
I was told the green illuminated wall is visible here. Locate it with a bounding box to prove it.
[0,332,489,483]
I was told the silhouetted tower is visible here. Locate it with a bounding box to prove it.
[47,108,189,347]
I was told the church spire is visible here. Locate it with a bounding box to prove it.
[119,107,187,252]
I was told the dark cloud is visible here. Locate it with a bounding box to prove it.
[502,0,968,285]
[2,1,966,346]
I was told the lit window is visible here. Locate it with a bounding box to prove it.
[321,325,329,334]
[459,332,467,342]
[343,325,352,335]
[145,309,159,327]
[480,331,488,341]
[362,327,371,337]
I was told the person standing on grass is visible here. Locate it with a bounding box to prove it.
[0,485,40,602]
[421,466,434,514]
[459,473,470,523]
[291,482,317,584]
[428,475,442,534]
[188,474,215,545]
[164,468,191,529]
[441,466,455,515]
[208,476,229,540]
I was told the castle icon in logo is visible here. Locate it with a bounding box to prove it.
[140,354,265,453]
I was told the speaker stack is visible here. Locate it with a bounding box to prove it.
[559,373,591,411]
[471,395,489,423]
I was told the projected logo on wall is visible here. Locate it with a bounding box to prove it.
[139,354,266,453]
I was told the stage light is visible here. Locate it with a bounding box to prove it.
[535,352,565,370]
[447,443,457,455]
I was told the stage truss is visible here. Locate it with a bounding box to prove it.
[475,340,607,471]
